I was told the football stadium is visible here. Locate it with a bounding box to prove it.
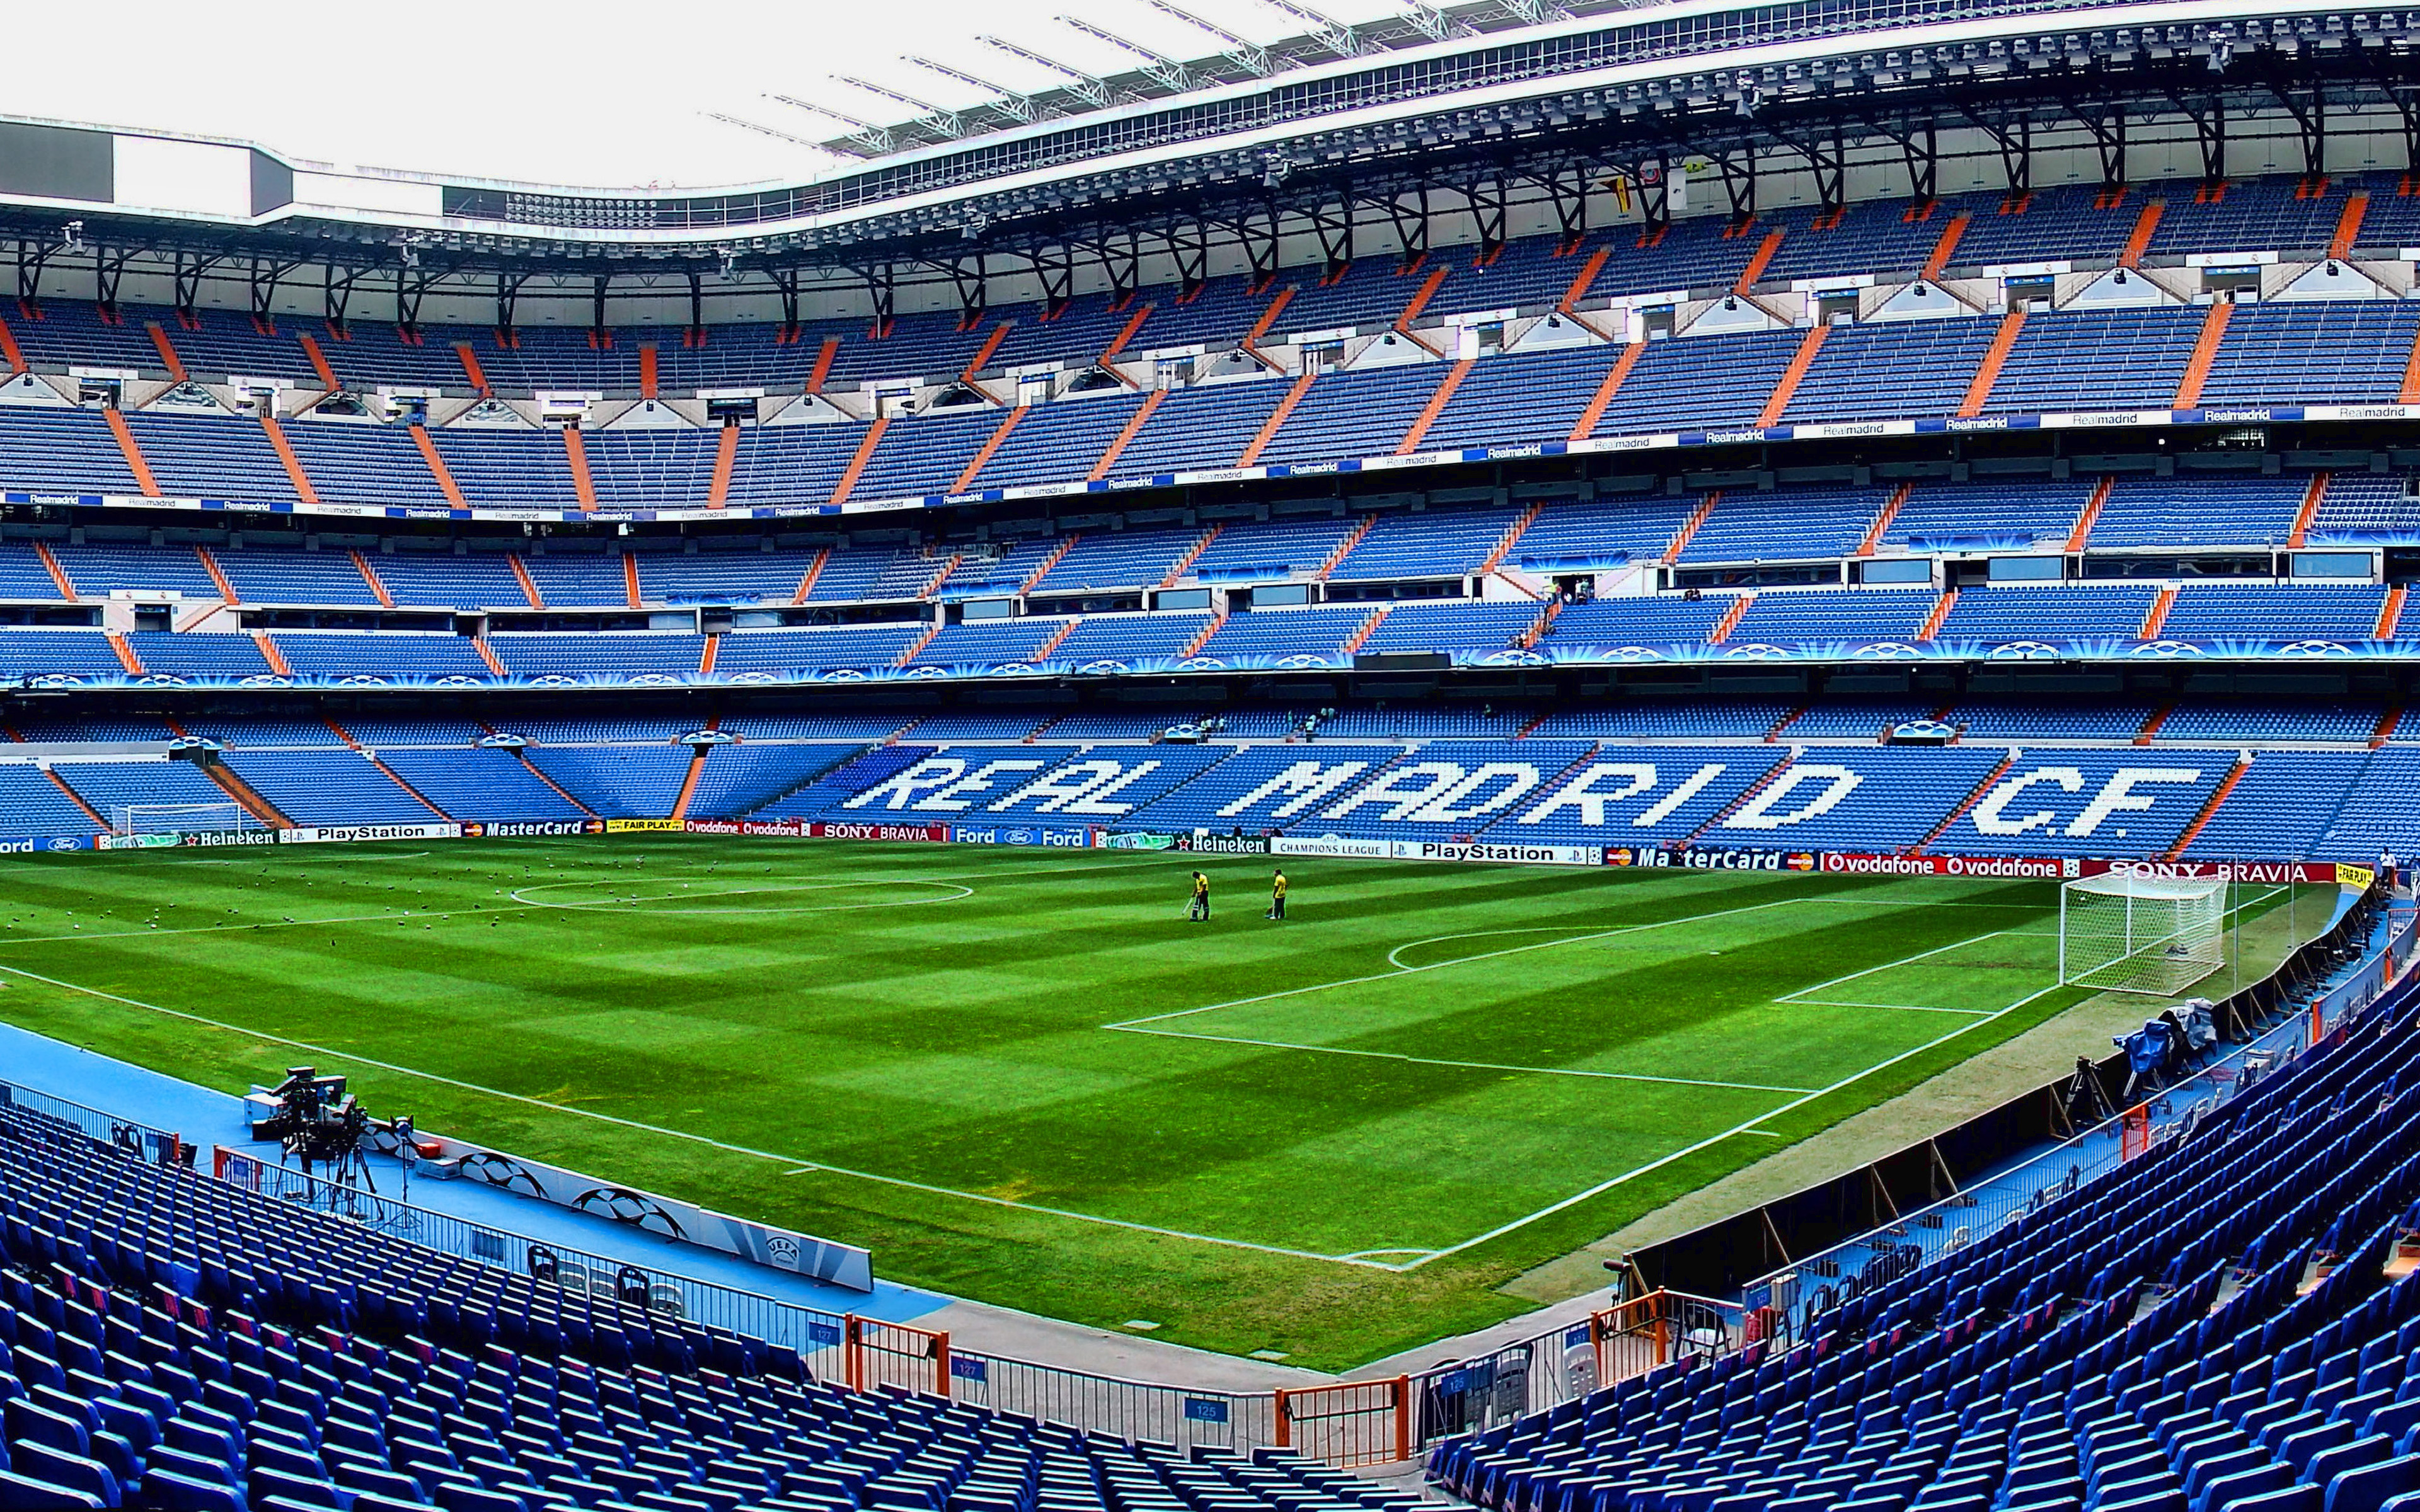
[7,0,2420,1507]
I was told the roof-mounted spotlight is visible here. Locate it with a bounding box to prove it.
[59,221,83,255]
[2209,38,2232,71]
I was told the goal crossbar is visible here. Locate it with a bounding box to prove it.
[113,803,257,837]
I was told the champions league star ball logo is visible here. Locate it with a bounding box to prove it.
[458,1152,548,1197]
[2128,639,2204,660]
[575,1186,688,1239]
[2277,639,2352,658]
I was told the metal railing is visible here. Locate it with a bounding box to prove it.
[1740,886,2418,1343]
[7,888,2402,1469]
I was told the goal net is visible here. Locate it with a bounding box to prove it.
[114,803,256,837]
[2060,874,2227,995]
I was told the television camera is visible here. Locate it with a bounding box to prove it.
[251,1066,395,1188]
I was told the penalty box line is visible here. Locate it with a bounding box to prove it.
[1777,928,2066,1016]
[0,961,1405,1273]
[1397,978,2070,1271]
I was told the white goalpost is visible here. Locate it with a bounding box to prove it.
[113,803,257,837]
[2059,874,2228,995]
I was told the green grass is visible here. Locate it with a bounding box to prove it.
[0,836,2318,1368]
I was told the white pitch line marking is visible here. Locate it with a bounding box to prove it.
[1117,1028,1817,1094]
[0,959,1379,1271]
[1395,979,2070,1271]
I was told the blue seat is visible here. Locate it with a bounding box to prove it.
[248,1465,343,1508]
[0,1468,105,1508]
[5,1443,116,1508]
[2196,1463,2295,1512]
[2331,1456,2420,1512]
[437,1480,533,1512]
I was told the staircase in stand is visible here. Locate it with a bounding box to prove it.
[1020,536,1078,593]
[1482,503,1545,574]
[1918,587,1959,641]
[1765,706,1809,743]
[1161,526,1222,587]
[1180,612,1227,658]
[1676,752,1795,847]
[1920,212,1971,280]
[326,716,451,821]
[1032,620,1080,661]
[1756,324,1831,427]
[1090,390,1167,481]
[1316,517,1376,580]
[509,554,545,610]
[251,633,291,677]
[1339,606,1390,655]
[1911,750,2018,854]
[33,542,75,601]
[2135,703,2175,745]
[671,723,718,821]
[2118,200,2165,267]
[259,417,319,504]
[1238,374,1316,466]
[2288,472,2331,549]
[954,407,1028,491]
[1397,360,1474,453]
[916,554,961,600]
[1734,230,1784,292]
[2139,585,2179,639]
[2164,755,2252,861]
[707,421,740,510]
[1517,597,1562,650]
[894,622,944,668]
[831,417,890,507]
[201,761,292,829]
[1708,593,1754,643]
[2065,477,2113,553]
[407,425,468,507]
[351,550,394,607]
[2378,587,2409,641]
[45,770,109,830]
[1958,311,2026,418]
[792,547,829,605]
[2372,707,2404,749]
[562,425,599,511]
[1857,484,1912,557]
[2332,191,2371,261]
[2172,302,2236,408]
[102,409,161,496]
[1570,345,1645,440]
[1664,492,1721,563]
[196,546,240,604]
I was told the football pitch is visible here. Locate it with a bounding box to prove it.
[0,837,2320,1367]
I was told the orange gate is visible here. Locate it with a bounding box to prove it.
[1274,1376,1410,1467]
[846,1316,951,1397]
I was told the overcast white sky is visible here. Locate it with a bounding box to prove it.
[5,0,1417,191]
